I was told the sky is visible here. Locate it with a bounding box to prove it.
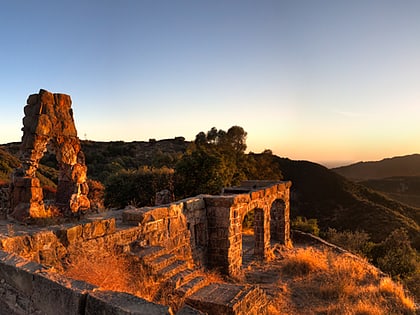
[1,1,419,167]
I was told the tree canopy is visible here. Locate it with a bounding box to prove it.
[174,126,282,198]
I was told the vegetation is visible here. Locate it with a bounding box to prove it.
[104,166,174,208]
[324,228,420,299]
[61,242,417,314]
[174,126,283,198]
[62,248,224,312]
[1,126,419,299]
[361,176,420,208]
[291,216,320,236]
[271,247,417,314]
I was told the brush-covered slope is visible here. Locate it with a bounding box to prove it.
[333,154,420,181]
[269,156,420,250]
[0,145,20,183]
[0,144,58,188]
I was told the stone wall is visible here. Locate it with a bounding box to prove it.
[0,250,172,315]
[0,180,291,314]
[123,196,208,266]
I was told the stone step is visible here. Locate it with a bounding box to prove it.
[130,245,169,264]
[157,260,189,281]
[149,253,178,273]
[175,276,207,298]
[166,268,200,289]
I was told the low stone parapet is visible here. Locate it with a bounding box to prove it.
[0,249,173,315]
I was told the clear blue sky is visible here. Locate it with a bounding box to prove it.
[1,1,419,166]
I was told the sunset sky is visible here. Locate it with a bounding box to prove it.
[1,1,419,167]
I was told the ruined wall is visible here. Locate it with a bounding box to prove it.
[123,196,208,266]
[10,89,89,221]
[208,181,292,277]
[0,250,172,315]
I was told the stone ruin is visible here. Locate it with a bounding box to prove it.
[0,91,294,313]
[9,89,90,220]
[0,180,292,314]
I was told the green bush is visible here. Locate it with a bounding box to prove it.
[323,228,374,257]
[292,216,320,236]
[372,228,419,279]
[105,166,174,208]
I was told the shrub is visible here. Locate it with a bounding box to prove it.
[291,216,320,236]
[323,228,374,256]
[105,166,174,208]
[372,228,419,278]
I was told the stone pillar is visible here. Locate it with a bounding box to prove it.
[270,199,284,242]
[10,89,90,221]
[205,196,242,277]
[254,208,270,259]
[283,190,292,247]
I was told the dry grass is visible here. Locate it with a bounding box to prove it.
[62,250,226,312]
[281,248,328,277]
[269,247,418,315]
[63,251,160,301]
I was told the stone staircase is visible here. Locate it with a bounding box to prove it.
[128,243,208,300]
[121,242,269,314]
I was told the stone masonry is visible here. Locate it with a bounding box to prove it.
[10,89,90,220]
[0,180,291,314]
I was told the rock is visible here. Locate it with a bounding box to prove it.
[10,89,90,221]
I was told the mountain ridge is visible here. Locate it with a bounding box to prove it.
[333,153,420,181]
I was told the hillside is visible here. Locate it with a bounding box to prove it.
[333,154,420,181]
[257,155,420,250]
[2,140,420,251]
[0,138,189,184]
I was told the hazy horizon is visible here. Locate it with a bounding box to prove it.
[1,1,419,165]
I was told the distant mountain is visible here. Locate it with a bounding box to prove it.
[332,154,420,181]
[255,155,420,250]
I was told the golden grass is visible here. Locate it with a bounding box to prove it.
[272,247,417,315]
[62,250,226,312]
[63,251,160,301]
[281,248,328,277]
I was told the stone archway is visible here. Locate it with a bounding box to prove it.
[10,89,90,220]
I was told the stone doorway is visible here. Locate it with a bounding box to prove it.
[242,209,255,266]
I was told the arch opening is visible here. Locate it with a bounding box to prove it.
[241,208,255,265]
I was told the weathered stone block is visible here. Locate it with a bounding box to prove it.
[122,208,146,224]
[32,271,96,315]
[81,219,116,240]
[55,225,82,246]
[85,290,173,315]
[232,194,251,204]
[184,197,205,212]
[204,196,235,208]
[0,250,43,296]
[186,284,268,315]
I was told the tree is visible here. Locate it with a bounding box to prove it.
[105,167,174,208]
[372,228,419,278]
[175,126,248,198]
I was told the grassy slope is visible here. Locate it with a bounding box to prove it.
[272,156,420,250]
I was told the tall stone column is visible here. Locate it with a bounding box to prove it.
[10,89,90,221]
